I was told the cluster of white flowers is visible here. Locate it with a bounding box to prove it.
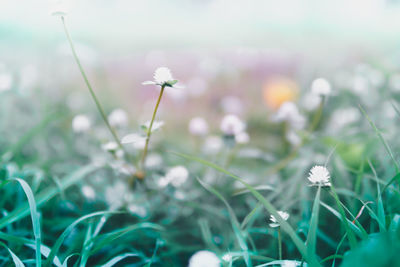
[188,117,209,136]
[188,250,220,267]
[108,108,128,128]
[307,165,331,187]
[158,166,189,188]
[72,115,91,133]
[269,211,290,228]
[220,114,250,144]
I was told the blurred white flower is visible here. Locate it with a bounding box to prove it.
[203,136,223,154]
[50,0,68,16]
[145,153,163,169]
[220,96,244,115]
[72,115,91,133]
[167,166,189,187]
[308,165,331,187]
[188,250,220,267]
[235,131,250,144]
[273,102,305,130]
[220,114,246,136]
[286,130,301,146]
[222,253,232,262]
[105,181,128,210]
[389,73,400,92]
[0,72,12,92]
[108,109,128,128]
[142,67,181,88]
[143,120,164,133]
[128,204,147,218]
[302,93,322,111]
[189,117,209,136]
[311,78,331,96]
[102,141,118,152]
[121,133,146,150]
[269,211,290,228]
[330,107,360,129]
[352,75,369,94]
[157,176,170,188]
[281,260,305,267]
[174,190,186,200]
[81,185,95,200]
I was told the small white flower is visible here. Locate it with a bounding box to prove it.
[220,96,244,114]
[311,78,331,96]
[142,67,181,88]
[188,250,220,267]
[72,115,91,133]
[286,130,301,146]
[269,211,290,228]
[220,114,246,136]
[143,120,164,133]
[121,133,146,150]
[157,177,170,188]
[189,117,209,136]
[81,185,96,200]
[102,141,118,152]
[50,1,68,16]
[273,102,305,130]
[0,72,12,92]
[145,153,163,169]
[235,131,250,144]
[203,136,223,154]
[105,182,128,210]
[222,253,232,262]
[281,260,305,267]
[108,109,128,127]
[166,166,189,187]
[128,204,147,218]
[307,165,331,187]
[302,93,322,111]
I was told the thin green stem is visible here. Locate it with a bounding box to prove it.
[140,85,166,171]
[61,17,127,155]
[278,227,282,260]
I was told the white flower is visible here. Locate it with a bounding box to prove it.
[143,120,164,133]
[203,136,223,154]
[235,131,250,144]
[222,253,232,262]
[281,260,305,267]
[311,78,331,96]
[166,166,189,187]
[189,117,209,136]
[145,153,163,169]
[102,141,118,152]
[50,1,68,16]
[307,165,331,187]
[273,102,305,130]
[286,130,301,146]
[302,93,322,111]
[142,67,181,88]
[128,204,147,218]
[121,133,146,150]
[81,185,96,200]
[72,115,91,133]
[188,250,220,267]
[105,181,128,210]
[269,211,290,228]
[220,114,246,136]
[108,109,128,127]
[0,72,12,92]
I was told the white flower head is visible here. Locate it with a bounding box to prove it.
[273,102,306,130]
[50,1,69,17]
[269,211,290,228]
[143,120,164,133]
[235,131,250,144]
[142,67,181,88]
[121,133,146,150]
[311,78,331,96]
[220,114,246,136]
[188,250,220,267]
[81,185,96,200]
[72,115,91,133]
[189,117,209,136]
[0,72,13,92]
[102,141,118,152]
[108,109,128,128]
[307,165,331,187]
[203,136,223,154]
[105,181,128,210]
[166,165,189,187]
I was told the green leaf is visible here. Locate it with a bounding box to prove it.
[307,186,321,258]
[172,151,322,267]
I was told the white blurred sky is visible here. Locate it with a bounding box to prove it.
[1,0,400,51]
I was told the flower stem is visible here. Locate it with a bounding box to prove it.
[140,85,166,171]
[278,227,282,260]
[60,17,127,156]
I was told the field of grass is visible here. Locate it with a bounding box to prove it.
[1,8,400,267]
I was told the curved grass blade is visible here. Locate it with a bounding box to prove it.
[100,253,140,267]
[368,160,386,232]
[62,254,80,267]
[0,241,25,267]
[197,177,252,267]
[381,172,400,196]
[306,186,321,258]
[44,211,117,267]
[0,164,98,229]
[172,152,321,267]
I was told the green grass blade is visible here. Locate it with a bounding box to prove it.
[0,241,25,267]
[172,151,321,267]
[62,254,80,267]
[100,253,140,267]
[368,160,386,232]
[44,211,116,267]
[381,172,400,196]
[9,178,42,267]
[197,177,252,267]
[0,164,98,229]
[306,186,321,258]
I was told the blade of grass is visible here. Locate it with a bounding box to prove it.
[197,177,252,267]
[0,241,25,267]
[172,151,321,267]
[100,253,140,267]
[367,160,386,232]
[306,186,321,258]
